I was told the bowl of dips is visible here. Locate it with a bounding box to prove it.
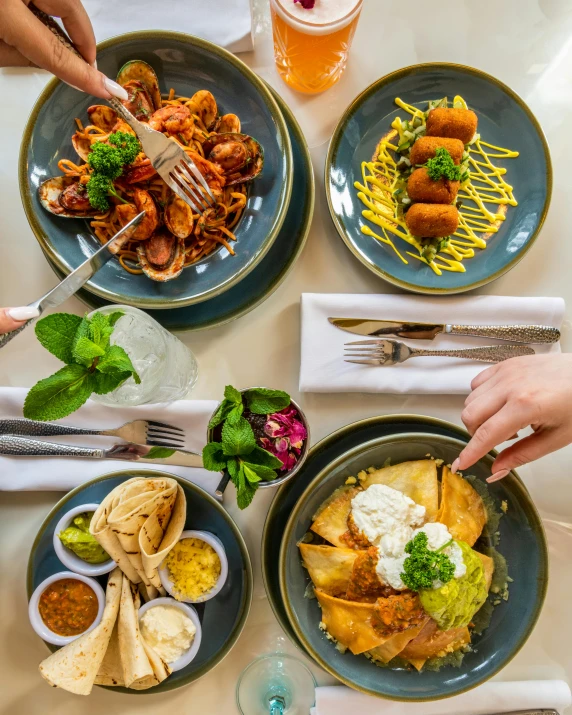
[53,503,116,577]
[139,597,202,672]
[28,571,105,646]
[159,530,228,603]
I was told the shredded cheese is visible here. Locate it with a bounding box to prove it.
[165,537,221,601]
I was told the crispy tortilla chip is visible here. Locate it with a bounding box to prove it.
[315,589,390,654]
[361,460,439,521]
[368,618,429,664]
[39,568,123,695]
[437,467,487,546]
[476,551,494,590]
[311,486,359,547]
[299,543,358,596]
[400,618,471,670]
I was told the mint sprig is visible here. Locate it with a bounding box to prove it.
[24,311,140,421]
[203,384,292,509]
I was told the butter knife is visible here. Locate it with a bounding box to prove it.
[0,211,144,350]
[0,435,203,468]
[329,318,560,344]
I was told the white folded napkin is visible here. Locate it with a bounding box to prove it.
[311,680,572,715]
[300,294,565,395]
[84,0,253,53]
[0,387,218,493]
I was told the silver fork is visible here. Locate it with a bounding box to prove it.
[0,418,185,448]
[344,339,535,365]
[108,97,216,215]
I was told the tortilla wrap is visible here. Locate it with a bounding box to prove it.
[39,567,123,695]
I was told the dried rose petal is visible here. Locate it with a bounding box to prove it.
[294,0,315,8]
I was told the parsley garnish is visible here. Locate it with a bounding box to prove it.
[425,147,461,182]
[401,531,456,591]
[85,132,141,212]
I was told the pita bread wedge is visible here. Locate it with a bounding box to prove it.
[437,467,487,546]
[361,460,439,521]
[299,543,358,597]
[315,589,391,655]
[39,567,122,695]
[311,486,359,547]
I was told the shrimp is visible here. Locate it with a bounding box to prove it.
[115,188,159,240]
[149,105,193,134]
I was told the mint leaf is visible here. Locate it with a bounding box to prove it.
[92,370,131,395]
[224,385,242,403]
[246,445,283,470]
[242,463,262,484]
[221,417,256,456]
[72,336,106,366]
[227,457,239,478]
[108,311,124,327]
[89,312,115,350]
[202,442,228,471]
[245,388,291,415]
[242,462,278,482]
[23,364,94,421]
[208,399,234,430]
[72,315,91,356]
[234,464,258,510]
[146,447,176,459]
[35,313,82,364]
[97,345,140,384]
[226,402,244,426]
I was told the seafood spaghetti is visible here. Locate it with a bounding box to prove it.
[39,60,263,282]
[354,96,519,276]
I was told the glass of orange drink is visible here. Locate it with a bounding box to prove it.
[270,0,363,94]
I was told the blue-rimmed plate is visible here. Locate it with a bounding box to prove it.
[20,31,293,309]
[326,63,552,294]
[39,85,313,331]
[28,470,253,693]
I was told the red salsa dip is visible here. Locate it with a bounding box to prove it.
[38,578,98,636]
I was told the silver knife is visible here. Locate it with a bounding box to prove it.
[0,211,145,349]
[328,318,560,344]
[488,711,558,715]
[0,435,203,468]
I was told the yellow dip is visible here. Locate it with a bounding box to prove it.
[165,537,221,601]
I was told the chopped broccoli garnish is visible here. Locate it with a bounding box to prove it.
[426,147,461,182]
[85,132,141,211]
[401,531,456,591]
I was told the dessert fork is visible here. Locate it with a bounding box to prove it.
[344,339,535,365]
[0,418,185,449]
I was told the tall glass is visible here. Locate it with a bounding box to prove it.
[270,0,363,94]
[88,305,198,407]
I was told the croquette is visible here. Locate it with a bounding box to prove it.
[405,203,459,238]
[407,167,459,204]
[409,136,464,166]
[426,107,478,145]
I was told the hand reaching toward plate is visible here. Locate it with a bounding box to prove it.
[454,354,572,481]
[0,0,126,99]
[0,307,39,335]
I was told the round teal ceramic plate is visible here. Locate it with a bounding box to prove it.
[262,415,547,701]
[326,63,552,294]
[20,32,293,309]
[28,470,253,693]
[40,86,313,331]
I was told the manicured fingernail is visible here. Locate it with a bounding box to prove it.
[487,469,510,483]
[451,458,460,474]
[7,306,40,321]
[104,77,128,100]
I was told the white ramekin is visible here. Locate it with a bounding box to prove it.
[158,530,228,603]
[28,571,106,646]
[53,503,116,577]
[138,597,202,672]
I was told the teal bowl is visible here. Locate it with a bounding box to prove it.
[326,62,552,294]
[20,31,293,309]
[27,470,253,693]
[279,433,547,701]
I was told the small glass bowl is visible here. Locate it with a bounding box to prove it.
[28,571,106,646]
[53,503,116,577]
[138,597,202,672]
[159,530,228,603]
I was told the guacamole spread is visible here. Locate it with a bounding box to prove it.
[58,512,109,564]
[419,541,486,630]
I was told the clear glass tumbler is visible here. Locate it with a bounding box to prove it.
[270,0,363,94]
[88,305,198,407]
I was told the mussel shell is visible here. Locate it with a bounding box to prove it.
[38,176,99,218]
[116,60,162,111]
[218,113,241,134]
[136,233,186,282]
[164,194,194,239]
[203,133,264,185]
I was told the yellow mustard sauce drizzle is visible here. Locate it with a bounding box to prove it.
[354,95,519,275]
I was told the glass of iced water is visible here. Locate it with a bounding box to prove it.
[88,305,198,407]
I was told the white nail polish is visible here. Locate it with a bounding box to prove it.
[7,306,40,321]
[104,77,128,101]
[486,469,510,484]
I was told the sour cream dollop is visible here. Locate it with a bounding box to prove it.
[139,605,196,664]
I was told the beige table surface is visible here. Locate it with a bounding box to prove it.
[1,0,572,712]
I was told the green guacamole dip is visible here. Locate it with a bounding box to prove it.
[419,541,487,630]
[58,512,109,564]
